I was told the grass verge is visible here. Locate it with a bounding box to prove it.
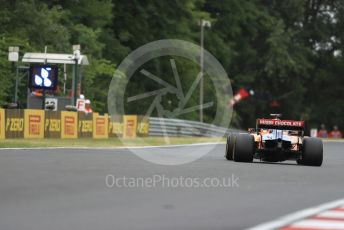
[0,137,225,148]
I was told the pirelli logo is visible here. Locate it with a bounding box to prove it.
[96,118,105,135]
[24,109,44,138]
[92,113,108,138]
[28,115,41,135]
[123,115,137,138]
[61,111,77,138]
[64,116,75,135]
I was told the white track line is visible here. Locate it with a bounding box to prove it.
[288,219,344,229]
[0,142,223,150]
[246,198,344,230]
[316,210,344,219]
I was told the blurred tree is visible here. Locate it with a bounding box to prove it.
[0,0,343,130]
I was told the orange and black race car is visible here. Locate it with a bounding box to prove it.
[225,114,323,166]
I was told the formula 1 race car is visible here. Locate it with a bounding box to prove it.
[225,114,323,166]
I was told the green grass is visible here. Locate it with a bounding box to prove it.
[322,138,344,142]
[0,137,225,148]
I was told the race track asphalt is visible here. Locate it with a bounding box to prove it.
[0,141,343,230]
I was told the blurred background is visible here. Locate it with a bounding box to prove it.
[0,0,343,132]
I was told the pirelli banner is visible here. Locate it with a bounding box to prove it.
[137,115,149,137]
[24,109,45,138]
[61,111,78,139]
[0,109,148,139]
[109,115,123,138]
[0,108,5,139]
[5,109,24,138]
[45,111,61,138]
[123,115,137,138]
[93,113,108,139]
[78,112,93,138]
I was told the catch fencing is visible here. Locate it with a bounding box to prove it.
[148,117,241,137]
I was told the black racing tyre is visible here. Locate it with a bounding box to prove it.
[233,134,254,162]
[225,134,236,160]
[296,159,303,165]
[302,137,323,166]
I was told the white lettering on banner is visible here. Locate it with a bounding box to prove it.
[258,119,304,127]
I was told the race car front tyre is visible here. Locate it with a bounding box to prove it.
[233,134,254,162]
[225,134,236,160]
[301,137,323,166]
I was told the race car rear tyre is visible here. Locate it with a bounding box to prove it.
[301,137,323,166]
[225,134,236,160]
[233,134,254,162]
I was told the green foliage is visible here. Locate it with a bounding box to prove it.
[82,57,116,112]
[0,0,343,131]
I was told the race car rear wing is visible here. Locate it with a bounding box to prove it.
[256,119,304,131]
